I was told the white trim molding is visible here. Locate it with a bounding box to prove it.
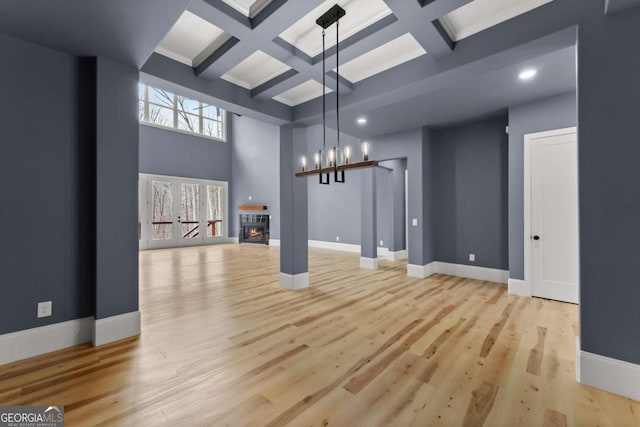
[0,317,93,365]
[94,311,141,347]
[268,239,280,247]
[279,272,309,290]
[407,262,435,279]
[434,262,508,284]
[577,342,640,401]
[308,240,360,253]
[387,250,407,261]
[508,278,531,296]
[377,247,389,258]
[360,257,379,270]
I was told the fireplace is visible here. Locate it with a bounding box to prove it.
[239,214,269,244]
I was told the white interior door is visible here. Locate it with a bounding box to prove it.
[526,128,578,304]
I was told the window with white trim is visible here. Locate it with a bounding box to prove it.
[138,83,226,141]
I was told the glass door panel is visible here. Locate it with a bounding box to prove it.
[206,184,224,238]
[179,183,200,242]
[151,181,174,241]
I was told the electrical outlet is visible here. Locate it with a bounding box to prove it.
[336,236,340,242]
[37,301,52,318]
[248,195,252,201]
[469,254,476,262]
[412,218,418,226]
[380,240,384,246]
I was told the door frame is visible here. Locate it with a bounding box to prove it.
[139,173,229,250]
[523,126,578,299]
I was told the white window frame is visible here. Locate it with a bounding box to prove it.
[139,173,230,250]
[138,83,227,142]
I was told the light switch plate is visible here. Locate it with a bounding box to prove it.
[412,219,418,226]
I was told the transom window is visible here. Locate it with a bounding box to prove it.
[138,83,226,141]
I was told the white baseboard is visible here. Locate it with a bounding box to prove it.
[0,317,93,365]
[94,311,141,347]
[387,250,407,261]
[576,337,581,382]
[377,247,389,257]
[407,262,435,279]
[360,257,379,270]
[577,341,640,401]
[308,240,360,253]
[279,272,309,290]
[433,262,508,284]
[508,278,531,296]
[269,239,280,247]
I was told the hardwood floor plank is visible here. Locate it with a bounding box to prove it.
[1,245,638,426]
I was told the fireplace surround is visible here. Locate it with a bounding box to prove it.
[239,214,269,245]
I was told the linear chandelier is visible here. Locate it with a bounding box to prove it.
[296,4,377,184]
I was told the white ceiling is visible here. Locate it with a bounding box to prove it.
[221,50,291,90]
[273,80,333,106]
[278,0,392,58]
[440,0,554,41]
[222,0,273,18]
[338,33,426,83]
[155,11,230,67]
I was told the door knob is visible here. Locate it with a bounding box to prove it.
[532,235,540,240]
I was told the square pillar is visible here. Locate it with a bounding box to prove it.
[279,125,309,289]
[361,167,378,269]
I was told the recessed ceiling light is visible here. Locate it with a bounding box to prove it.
[519,69,537,80]
[357,117,367,125]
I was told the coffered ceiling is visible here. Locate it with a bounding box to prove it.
[148,0,566,112]
[0,0,584,135]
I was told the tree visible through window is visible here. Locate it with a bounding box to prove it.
[138,83,226,141]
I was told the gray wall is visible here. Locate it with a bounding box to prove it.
[507,92,577,279]
[306,125,363,245]
[0,34,94,334]
[230,115,281,239]
[95,57,139,319]
[305,125,399,248]
[375,167,391,249]
[577,3,640,364]
[432,117,509,270]
[370,128,434,266]
[139,123,232,181]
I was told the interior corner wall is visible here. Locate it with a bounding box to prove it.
[431,116,509,270]
[507,92,577,280]
[0,34,94,334]
[577,2,640,365]
[230,114,281,239]
[95,57,139,320]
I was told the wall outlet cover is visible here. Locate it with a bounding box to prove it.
[380,240,384,246]
[469,254,476,262]
[37,301,52,318]
[412,219,418,226]
[336,236,340,242]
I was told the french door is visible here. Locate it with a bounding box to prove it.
[139,174,228,250]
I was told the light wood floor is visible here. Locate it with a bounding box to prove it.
[1,245,638,426]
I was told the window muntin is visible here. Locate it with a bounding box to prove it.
[138,83,226,141]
